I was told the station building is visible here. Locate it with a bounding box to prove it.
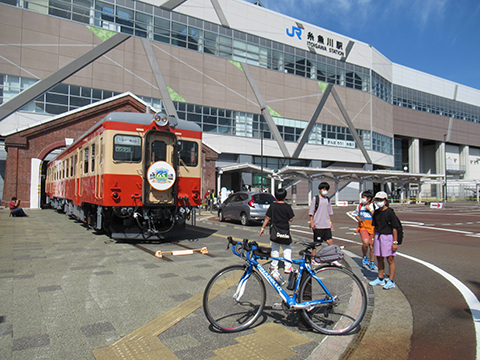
[1,0,479,207]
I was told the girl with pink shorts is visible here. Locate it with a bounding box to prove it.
[369,191,400,290]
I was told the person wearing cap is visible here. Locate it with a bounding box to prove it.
[354,190,376,270]
[369,191,399,290]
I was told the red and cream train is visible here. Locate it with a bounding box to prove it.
[45,112,202,239]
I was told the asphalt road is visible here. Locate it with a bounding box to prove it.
[284,203,479,360]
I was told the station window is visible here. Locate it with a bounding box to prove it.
[178,140,198,167]
[113,135,142,162]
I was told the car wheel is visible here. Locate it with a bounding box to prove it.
[218,210,225,222]
[240,212,249,226]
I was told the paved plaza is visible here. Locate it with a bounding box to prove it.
[0,208,411,359]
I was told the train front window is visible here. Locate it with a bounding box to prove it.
[113,135,142,162]
[178,140,198,167]
[151,141,167,162]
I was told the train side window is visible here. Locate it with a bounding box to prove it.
[74,154,77,176]
[66,159,69,178]
[113,135,142,162]
[100,137,104,164]
[84,147,89,174]
[91,144,95,172]
[151,141,166,162]
[178,140,198,167]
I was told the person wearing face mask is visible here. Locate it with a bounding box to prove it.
[354,190,376,270]
[369,191,399,290]
[309,182,334,260]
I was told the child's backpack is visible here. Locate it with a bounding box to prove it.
[314,245,344,263]
[314,195,330,214]
[387,208,404,244]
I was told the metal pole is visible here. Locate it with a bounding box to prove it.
[444,135,447,203]
[260,108,265,191]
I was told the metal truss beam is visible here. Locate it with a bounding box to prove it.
[331,86,372,164]
[142,39,178,119]
[159,0,187,10]
[0,33,130,122]
[210,0,230,28]
[292,83,333,158]
[241,63,290,158]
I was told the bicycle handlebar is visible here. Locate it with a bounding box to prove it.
[226,236,319,257]
[226,236,257,255]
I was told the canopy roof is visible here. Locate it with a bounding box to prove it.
[217,164,444,184]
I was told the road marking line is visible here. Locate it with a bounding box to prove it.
[332,231,480,359]
[406,224,474,235]
[397,251,480,360]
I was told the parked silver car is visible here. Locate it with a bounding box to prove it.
[218,191,276,226]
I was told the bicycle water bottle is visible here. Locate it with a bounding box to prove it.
[271,270,286,286]
[286,271,297,291]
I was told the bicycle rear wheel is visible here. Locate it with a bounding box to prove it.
[299,266,367,335]
[203,264,266,332]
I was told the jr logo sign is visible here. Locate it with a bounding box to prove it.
[286,26,302,40]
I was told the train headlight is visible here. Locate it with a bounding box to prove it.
[154,112,168,127]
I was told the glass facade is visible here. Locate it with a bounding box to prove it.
[2,0,479,126]
[393,85,480,123]
[0,74,122,113]
[0,72,394,155]
[173,100,393,155]
[1,0,385,100]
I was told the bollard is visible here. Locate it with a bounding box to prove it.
[191,208,196,226]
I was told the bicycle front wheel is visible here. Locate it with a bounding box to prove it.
[299,266,367,335]
[203,264,266,332]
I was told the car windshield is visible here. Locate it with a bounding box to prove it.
[252,193,275,204]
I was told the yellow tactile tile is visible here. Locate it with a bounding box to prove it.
[125,336,179,360]
[234,332,297,360]
[213,343,263,360]
[253,323,312,348]
[93,336,179,360]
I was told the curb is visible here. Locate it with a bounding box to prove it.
[196,216,413,360]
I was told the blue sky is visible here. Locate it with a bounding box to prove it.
[245,0,480,90]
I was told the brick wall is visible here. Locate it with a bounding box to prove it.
[201,144,218,201]
[2,96,147,208]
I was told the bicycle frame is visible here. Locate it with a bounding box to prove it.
[232,244,336,310]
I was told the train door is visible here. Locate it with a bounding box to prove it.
[75,149,82,203]
[92,140,103,200]
[97,137,104,200]
[143,131,177,205]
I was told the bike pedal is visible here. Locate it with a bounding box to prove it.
[272,303,283,310]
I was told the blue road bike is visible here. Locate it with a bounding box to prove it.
[203,237,367,334]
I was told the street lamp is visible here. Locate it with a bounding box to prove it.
[260,107,265,191]
[444,134,447,203]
